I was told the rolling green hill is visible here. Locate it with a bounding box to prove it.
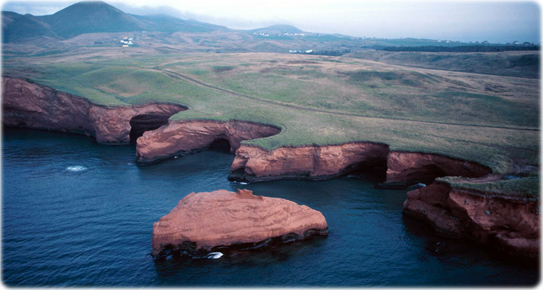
[347,50,540,79]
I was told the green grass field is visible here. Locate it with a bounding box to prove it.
[3,51,539,195]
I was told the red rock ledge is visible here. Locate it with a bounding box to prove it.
[136,120,281,164]
[2,77,186,144]
[151,189,328,257]
[228,146,491,184]
[382,151,492,187]
[404,180,539,260]
[229,143,389,182]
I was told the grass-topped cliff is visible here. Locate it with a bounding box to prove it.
[3,50,539,195]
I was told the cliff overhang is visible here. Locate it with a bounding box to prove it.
[2,77,187,144]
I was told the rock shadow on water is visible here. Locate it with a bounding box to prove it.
[401,215,540,286]
[136,150,235,180]
[153,234,328,278]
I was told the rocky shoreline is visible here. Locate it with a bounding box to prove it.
[2,77,539,260]
[228,142,389,182]
[135,119,281,164]
[227,144,492,185]
[2,77,186,144]
[404,180,539,260]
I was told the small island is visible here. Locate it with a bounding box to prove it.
[152,189,328,258]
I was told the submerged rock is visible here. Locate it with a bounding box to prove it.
[152,189,328,257]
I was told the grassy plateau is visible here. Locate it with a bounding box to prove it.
[2,48,540,196]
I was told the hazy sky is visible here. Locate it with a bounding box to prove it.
[2,0,540,43]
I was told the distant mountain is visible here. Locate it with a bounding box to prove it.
[1,0,494,55]
[2,11,20,27]
[38,1,145,38]
[131,14,228,33]
[184,19,229,32]
[250,24,304,34]
[1,1,229,43]
[2,11,60,42]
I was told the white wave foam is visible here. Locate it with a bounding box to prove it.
[206,252,223,259]
[66,165,88,172]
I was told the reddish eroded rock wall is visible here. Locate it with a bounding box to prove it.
[135,120,281,164]
[2,77,186,143]
[229,142,389,182]
[404,182,539,259]
[152,189,328,257]
[4,78,538,259]
[386,151,492,186]
[88,104,186,144]
[3,77,94,136]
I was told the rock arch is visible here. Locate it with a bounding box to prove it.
[129,113,177,145]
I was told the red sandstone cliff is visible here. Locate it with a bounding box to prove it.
[229,143,389,182]
[404,180,539,259]
[227,145,537,259]
[152,189,328,257]
[135,120,281,164]
[385,151,492,185]
[4,77,538,259]
[229,146,491,184]
[2,77,186,144]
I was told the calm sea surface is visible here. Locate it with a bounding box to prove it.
[2,128,539,286]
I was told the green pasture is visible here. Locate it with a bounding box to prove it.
[2,52,539,195]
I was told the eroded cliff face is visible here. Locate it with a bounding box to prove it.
[3,77,94,136]
[2,77,186,144]
[404,181,539,259]
[227,145,538,258]
[228,146,492,185]
[135,120,281,164]
[385,151,492,186]
[229,143,389,182]
[4,77,538,259]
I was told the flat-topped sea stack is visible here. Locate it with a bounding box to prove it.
[152,189,328,257]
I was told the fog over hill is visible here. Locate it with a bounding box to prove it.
[1,0,540,78]
[249,25,303,35]
[2,1,231,42]
[41,1,145,38]
[3,0,540,43]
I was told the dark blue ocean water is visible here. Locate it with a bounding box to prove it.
[2,128,539,286]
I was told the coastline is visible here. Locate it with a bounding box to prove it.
[2,76,539,260]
